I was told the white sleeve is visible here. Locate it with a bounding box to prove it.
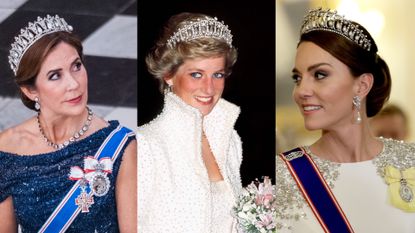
[136,132,156,232]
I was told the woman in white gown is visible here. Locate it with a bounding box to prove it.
[276,8,415,233]
[137,13,242,233]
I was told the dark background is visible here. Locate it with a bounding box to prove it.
[138,0,276,185]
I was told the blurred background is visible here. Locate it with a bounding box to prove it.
[277,0,415,153]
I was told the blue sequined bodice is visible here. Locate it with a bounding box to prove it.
[0,120,134,233]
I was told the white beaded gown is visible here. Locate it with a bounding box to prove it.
[137,92,243,233]
[276,138,415,233]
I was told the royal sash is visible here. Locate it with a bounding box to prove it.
[38,125,134,233]
[279,147,354,233]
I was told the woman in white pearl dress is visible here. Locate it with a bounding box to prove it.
[276,8,415,233]
[138,12,242,233]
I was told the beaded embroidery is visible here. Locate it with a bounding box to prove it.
[276,148,340,229]
[373,138,415,178]
[276,138,415,230]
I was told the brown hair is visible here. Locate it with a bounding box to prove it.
[146,12,238,92]
[15,31,84,110]
[299,23,391,117]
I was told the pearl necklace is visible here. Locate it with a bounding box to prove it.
[37,106,93,150]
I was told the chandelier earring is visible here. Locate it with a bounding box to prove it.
[352,96,362,124]
[34,97,41,111]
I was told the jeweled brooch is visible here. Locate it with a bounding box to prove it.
[69,157,113,212]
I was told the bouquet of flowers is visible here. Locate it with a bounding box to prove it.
[233,176,277,233]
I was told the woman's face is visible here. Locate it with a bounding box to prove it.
[292,41,359,131]
[28,42,88,117]
[166,56,226,116]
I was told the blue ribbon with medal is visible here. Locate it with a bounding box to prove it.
[38,125,134,233]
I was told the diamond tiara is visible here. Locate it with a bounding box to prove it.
[301,8,372,52]
[8,14,73,75]
[166,16,233,49]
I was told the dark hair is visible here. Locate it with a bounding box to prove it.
[299,23,391,117]
[146,12,238,92]
[15,31,84,110]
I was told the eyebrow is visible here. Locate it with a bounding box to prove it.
[292,62,332,74]
[46,57,81,76]
[186,68,226,73]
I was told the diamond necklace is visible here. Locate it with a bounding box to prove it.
[37,106,93,150]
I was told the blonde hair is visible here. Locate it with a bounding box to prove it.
[145,12,238,92]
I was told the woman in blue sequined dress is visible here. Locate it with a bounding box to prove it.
[0,15,137,232]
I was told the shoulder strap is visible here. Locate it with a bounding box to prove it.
[38,125,134,233]
[279,147,354,233]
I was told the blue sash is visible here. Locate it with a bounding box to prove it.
[38,125,134,233]
[279,147,354,233]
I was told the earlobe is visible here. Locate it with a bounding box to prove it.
[165,77,173,86]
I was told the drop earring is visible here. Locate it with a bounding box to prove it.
[34,97,41,111]
[165,84,173,94]
[352,96,361,124]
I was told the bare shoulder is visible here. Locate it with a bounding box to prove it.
[88,115,112,133]
[0,118,38,153]
[124,139,137,157]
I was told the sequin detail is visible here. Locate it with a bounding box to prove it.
[211,181,235,233]
[373,138,415,179]
[276,155,307,230]
[276,148,340,229]
[275,138,415,230]
[0,121,135,232]
[137,92,242,233]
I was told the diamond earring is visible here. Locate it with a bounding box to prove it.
[352,96,362,124]
[165,84,173,94]
[34,97,41,111]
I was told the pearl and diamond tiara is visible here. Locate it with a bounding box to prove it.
[166,16,233,49]
[300,8,373,52]
[8,14,73,75]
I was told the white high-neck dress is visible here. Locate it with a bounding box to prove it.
[276,138,415,232]
[138,92,242,233]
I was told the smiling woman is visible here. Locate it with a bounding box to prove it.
[276,8,415,233]
[138,12,242,233]
[0,15,137,232]
[165,56,226,116]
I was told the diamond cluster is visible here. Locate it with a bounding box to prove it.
[166,16,233,49]
[301,8,372,52]
[8,14,73,75]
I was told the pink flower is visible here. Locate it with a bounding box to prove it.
[255,176,274,208]
[234,176,277,232]
[255,212,276,230]
[255,193,274,208]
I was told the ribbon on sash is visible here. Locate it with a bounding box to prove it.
[279,147,354,233]
[384,165,415,212]
[38,125,134,233]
